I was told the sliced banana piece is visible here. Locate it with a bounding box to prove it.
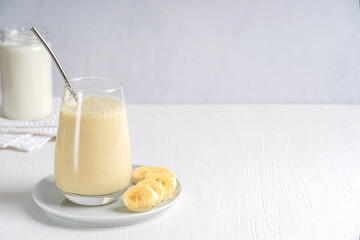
[138,178,165,204]
[145,166,175,179]
[132,166,152,184]
[145,167,177,186]
[147,172,177,201]
[123,185,159,212]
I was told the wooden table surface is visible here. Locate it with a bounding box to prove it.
[1,104,360,239]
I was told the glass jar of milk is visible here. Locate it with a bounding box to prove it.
[0,26,52,120]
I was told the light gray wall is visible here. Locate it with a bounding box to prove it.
[0,0,359,103]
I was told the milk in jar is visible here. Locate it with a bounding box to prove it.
[0,26,52,120]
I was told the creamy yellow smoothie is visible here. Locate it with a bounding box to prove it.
[54,97,132,196]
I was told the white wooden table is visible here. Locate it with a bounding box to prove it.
[1,104,360,239]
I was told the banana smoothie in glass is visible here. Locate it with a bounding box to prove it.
[54,77,132,205]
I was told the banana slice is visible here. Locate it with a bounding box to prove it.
[132,166,152,184]
[145,166,175,178]
[138,179,165,204]
[123,185,159,212]
[147,172,177,201]
[145,167,176,185]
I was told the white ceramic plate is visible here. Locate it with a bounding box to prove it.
[32,165,182,227]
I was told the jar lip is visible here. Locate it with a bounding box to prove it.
[1,25,48,43]
[65,77,124,93]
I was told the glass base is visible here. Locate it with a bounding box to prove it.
[61,190,124,206]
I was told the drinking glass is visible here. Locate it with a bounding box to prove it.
[54,77,132,205]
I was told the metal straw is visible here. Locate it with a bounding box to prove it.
[31,26,78,103]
